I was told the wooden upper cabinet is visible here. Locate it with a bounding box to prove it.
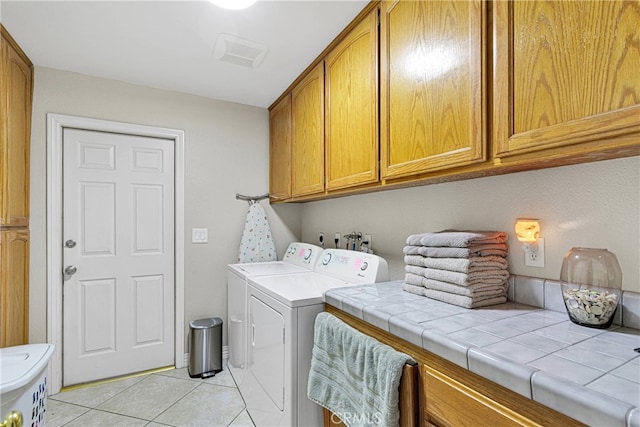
[325,8,379,190]
[493,1,640,158]
[269,94,292,202]
[1,26,33,226]
[292,62,325,197]
[380,0,486,180]
[0,229,30,347]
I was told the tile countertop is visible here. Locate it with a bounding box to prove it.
[325,280,640,427]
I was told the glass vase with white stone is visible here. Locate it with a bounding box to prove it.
[560,248,622,329]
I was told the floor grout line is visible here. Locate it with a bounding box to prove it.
[48,366,255,427]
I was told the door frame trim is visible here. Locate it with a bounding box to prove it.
[46,113,185,393]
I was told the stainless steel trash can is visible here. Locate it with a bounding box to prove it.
[188,317,223,378]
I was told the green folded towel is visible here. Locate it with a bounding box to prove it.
[307,312,415,427]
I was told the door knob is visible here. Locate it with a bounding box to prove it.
[65,239,77,248]
[65,265,78,275]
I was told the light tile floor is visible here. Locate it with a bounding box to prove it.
[46,364,255,427]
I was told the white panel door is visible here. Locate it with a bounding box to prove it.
[249,294,285,411]
[62,128,175,386]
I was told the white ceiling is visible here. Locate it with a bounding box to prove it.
[0,0,369,108]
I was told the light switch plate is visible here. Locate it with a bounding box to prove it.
[192,228,208,244]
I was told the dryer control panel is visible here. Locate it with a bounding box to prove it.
[315,249,389,284]
[281,242,323,268]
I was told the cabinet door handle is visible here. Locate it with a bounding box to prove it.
[251,323,256,347]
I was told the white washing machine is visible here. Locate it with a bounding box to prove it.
[227,242,323,386]
[242,249,389,426]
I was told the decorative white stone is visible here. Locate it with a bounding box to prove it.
[563,288,618,326]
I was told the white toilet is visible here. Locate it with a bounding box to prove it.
[1,344,55,427]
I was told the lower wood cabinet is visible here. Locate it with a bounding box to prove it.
[423,365,536,427]
[1,228,29,347]
[325,305,584,427]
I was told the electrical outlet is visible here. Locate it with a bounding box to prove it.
[334,233,341,248]
[364,233,372,249]
[525,237,545,267]
[318,232,324,247]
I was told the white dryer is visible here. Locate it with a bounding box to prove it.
[242,249,389,426]
[227,242,323,386]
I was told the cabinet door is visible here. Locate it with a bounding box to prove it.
[493,1,640,157]
[325,9,379,190]
[380,0,486,180]
[422,365,530,427]
[292,63,325,197]
[0,229,29,347]
[1,28,33,226]
[269,94,292,202]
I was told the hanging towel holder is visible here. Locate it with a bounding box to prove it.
[235,193,269,204]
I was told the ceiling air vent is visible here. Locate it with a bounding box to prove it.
[213,33,268,68]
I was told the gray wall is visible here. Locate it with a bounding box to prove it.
[301,157,640,293]
[29,67,301,346]
[29,66,640,357]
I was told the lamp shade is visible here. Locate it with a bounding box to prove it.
[514,218,540,243]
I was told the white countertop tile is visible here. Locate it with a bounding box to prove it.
[388,316,426,348]
[628,407,640,427]
[421,329,470,369]
[554,346,629,372]
[468,347,537,398]
[530,322,598,344]
[482,339,547,364]
[474,320,528,339]
[588,374,640,407]
[599,327,640,347]
[325,280,640,426]
[420,315,480,334]
[532,372,634,427]
[449,327,505,347]
[362,305,392,331]
[510,332,570,353]
[575,337,640,361]
[528,354,605,385]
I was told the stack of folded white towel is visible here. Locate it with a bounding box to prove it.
[402,230,510,309]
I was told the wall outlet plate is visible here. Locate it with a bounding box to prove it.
[525,237,545,267]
